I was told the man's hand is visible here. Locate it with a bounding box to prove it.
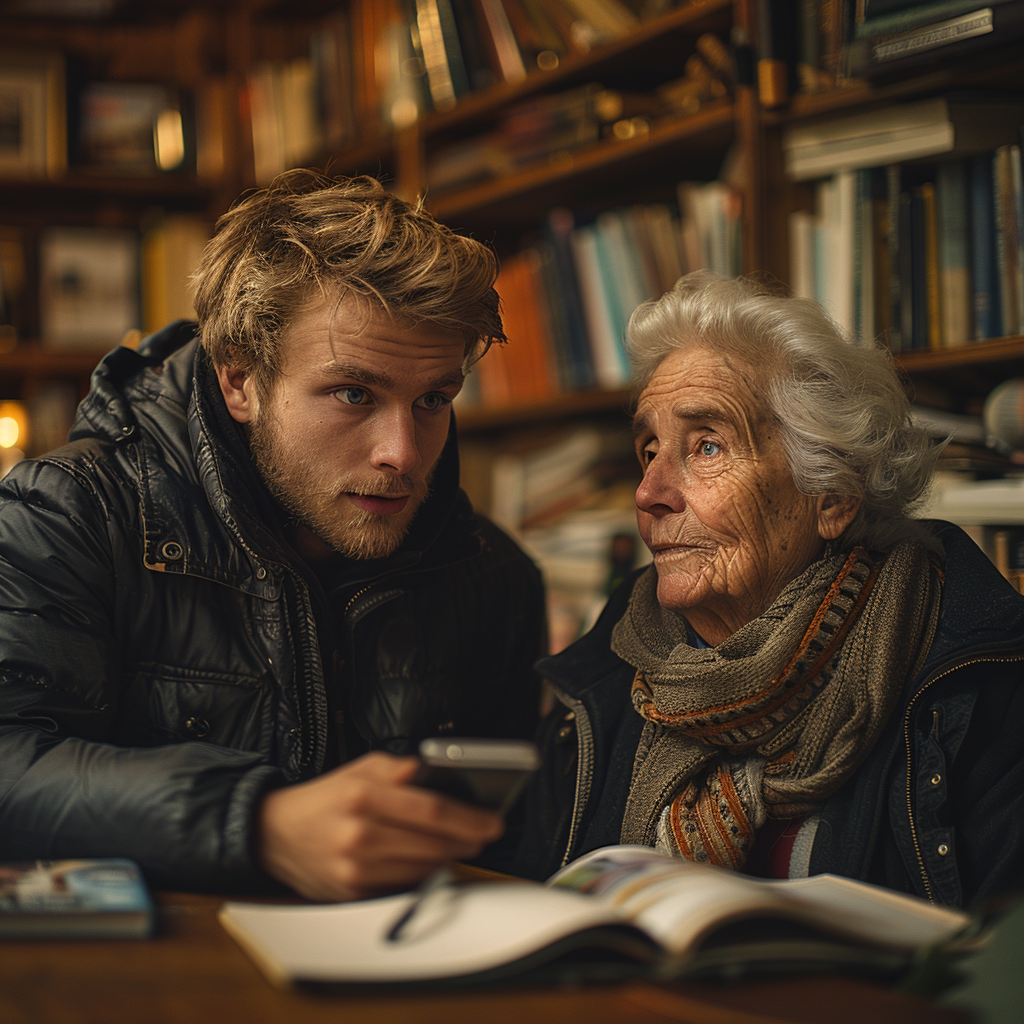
[255,752,505,901]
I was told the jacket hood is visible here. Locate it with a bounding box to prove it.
[68,320,480,592]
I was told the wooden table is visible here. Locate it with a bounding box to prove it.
[0,891,971,1024]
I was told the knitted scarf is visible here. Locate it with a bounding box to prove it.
[611,542,943,869]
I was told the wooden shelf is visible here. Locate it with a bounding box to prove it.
[897,337,1024,372]
[895,337,1024,408]
[428,101,736,229]
[0,347,109,378]
[0,172,218,202]
[456,387,633,434]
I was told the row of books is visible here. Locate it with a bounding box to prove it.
[460,180,742,406]
[790,146,1024,352]
[758,0,1024,105]
[0,215,210,350]
[396,0,664,116]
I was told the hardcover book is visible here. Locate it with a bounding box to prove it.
[969,152,1002,340]
[935,159,972,348]
[219,845,972,990]
[0,859,154,939]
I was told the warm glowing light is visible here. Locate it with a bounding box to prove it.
[154,108,185,170]
[0,417,18,448]
[390,96,419,129]
[0,402,28,451]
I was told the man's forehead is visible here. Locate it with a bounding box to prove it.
[280,298,466,372]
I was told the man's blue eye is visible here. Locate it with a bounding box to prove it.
[336,387,368,405]
[417,393,449,411]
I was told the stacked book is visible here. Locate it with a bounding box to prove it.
[785,96,1024,349]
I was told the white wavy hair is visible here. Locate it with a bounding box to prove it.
[626,271,942,553]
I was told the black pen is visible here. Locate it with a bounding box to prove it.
[385,866,456,943]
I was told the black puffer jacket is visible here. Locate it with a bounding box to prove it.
[0,323,545,890]
[515,522,1024,910]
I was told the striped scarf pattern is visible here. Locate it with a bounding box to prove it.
[612,542,943,870]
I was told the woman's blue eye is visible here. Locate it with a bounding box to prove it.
[699,440,721,457]
[336,387,369,405]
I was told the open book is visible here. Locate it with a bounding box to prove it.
[218,845,973,990]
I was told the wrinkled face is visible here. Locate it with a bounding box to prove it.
[633,346,831,644]
[226,297,465,560]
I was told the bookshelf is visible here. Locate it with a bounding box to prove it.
[4,0,1024,623]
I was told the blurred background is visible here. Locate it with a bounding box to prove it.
[2,0,1024,650]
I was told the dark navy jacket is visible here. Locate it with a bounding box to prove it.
[516,522,1024,909]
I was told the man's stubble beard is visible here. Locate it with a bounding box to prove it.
[249,412,430,560]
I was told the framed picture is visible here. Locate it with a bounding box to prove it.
[0,51,67,178]
[76,81,192,174]
[39,226,140,351]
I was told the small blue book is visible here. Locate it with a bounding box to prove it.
[0,858,154,939]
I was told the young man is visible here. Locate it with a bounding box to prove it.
[0,173,545,901]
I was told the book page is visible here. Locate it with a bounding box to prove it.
[547,846,970,957]
[220,880,643,985]
[549,846,793,954]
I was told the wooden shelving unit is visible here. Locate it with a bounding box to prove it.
[2,0,1023,460]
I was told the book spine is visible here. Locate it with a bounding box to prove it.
[796,0,824,93]
[920,180,942,349]
[521,0,570,55]
[416,0,459,111]
[936,159,972,348]
[898,187,915,348]
[546,208,597,390]
[857,168,877,346]
[516,248,560,400]
[502,0,546,64]
[596,211,649,335]
[1012,144,1024,335]
[534,239,579,392]
[970,152,1001,340]
[436,0,473,97]
[590,219,630,362]
[756,0,791,109]
[885,164,903,352]
[570,225,629,387]
[835,169,858,337]
[449,0,496,90]
[994,144,1022,336]
[789,208,817,300]
[472,0,528,81]
[819,0,842,87]
[872,191,892,344]
[869,8,997,65]
[855,0,1005,38]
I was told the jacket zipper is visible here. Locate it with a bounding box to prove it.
[552,686,596,868]
[218,518,329,776]
[903,650,1024,902]
[343,583,377,620]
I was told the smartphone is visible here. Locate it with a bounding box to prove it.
[412,737,541,816]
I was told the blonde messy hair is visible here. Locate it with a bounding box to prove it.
[192,170,505,400]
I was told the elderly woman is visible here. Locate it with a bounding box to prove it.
[517,272,1024,909]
